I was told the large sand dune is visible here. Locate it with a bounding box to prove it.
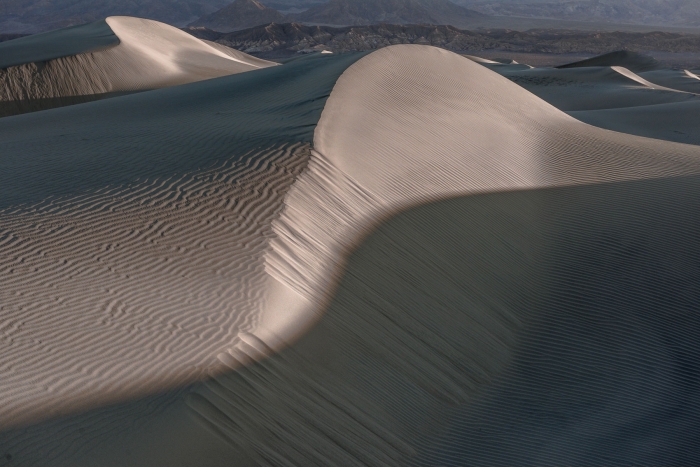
[2,44,700,465]
[0,17,274,117]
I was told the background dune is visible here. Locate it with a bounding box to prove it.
[0,16,274,117]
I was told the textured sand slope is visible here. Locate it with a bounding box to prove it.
[0,17,275,117]
[4,45,700,466]
[0,51,364,431]
[186,45,700,466]
[0,20,119,70]
[479,60,700,145]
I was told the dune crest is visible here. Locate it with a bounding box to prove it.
[264,45,700,327]
[0,17,274,117]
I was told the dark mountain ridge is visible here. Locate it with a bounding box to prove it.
[184,22,700,64]
[292,0,484,27]
[190,0,285,31]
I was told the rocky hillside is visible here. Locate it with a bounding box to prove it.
[185,22,700,59]
[190,0,285,31]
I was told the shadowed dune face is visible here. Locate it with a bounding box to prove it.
[0,19,119,70]
[3,44,700,465]
[0,17,275,117]
[189,176,700,467]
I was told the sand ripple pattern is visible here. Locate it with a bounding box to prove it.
[0,142,310,428]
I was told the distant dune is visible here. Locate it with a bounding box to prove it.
[0,16,274,117]
[557,50,662,73]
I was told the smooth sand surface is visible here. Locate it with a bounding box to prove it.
[0,20,119,70]
[492,65,697,111]
[557,50,662,73]
[3,44,700,466]
[638,69,700,93]
[0,17,274,117]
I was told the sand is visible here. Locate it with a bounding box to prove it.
[2,43,700,466]
[0,17,274,117]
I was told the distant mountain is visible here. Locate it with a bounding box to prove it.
[186,22,700,62]
[190,0,285,31]
[453,0,700,28]
[291,0,484,27]
[0,0,228,33]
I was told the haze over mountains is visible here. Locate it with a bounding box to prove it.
[0,0,228,33]
[455,0,700,28]
[3,0,700,33]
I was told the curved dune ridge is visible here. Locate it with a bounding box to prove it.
[192,45,700,465]
[263,44,700,369]
[3,45,700,465]
[0,16,275,117]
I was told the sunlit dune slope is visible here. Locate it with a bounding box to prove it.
[0,16,275,117]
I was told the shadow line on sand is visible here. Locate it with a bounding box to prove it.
[4,174,700,465]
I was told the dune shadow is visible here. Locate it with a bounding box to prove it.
[3,174,700,465]
[0,92,138,118]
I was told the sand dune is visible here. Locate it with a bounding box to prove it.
[186,45,700,466]
[637,69,700,93]
[557,50,661,73]
[0,17,274,117]
[492,64,697,111]
[3,44,700,465]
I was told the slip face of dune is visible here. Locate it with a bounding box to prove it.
[0,16,275,117]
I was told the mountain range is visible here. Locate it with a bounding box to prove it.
[185,21,700,64]
[191,0,483,32]
[454,0,700,28]
[2,0,700,34]
[0,0,228,33]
